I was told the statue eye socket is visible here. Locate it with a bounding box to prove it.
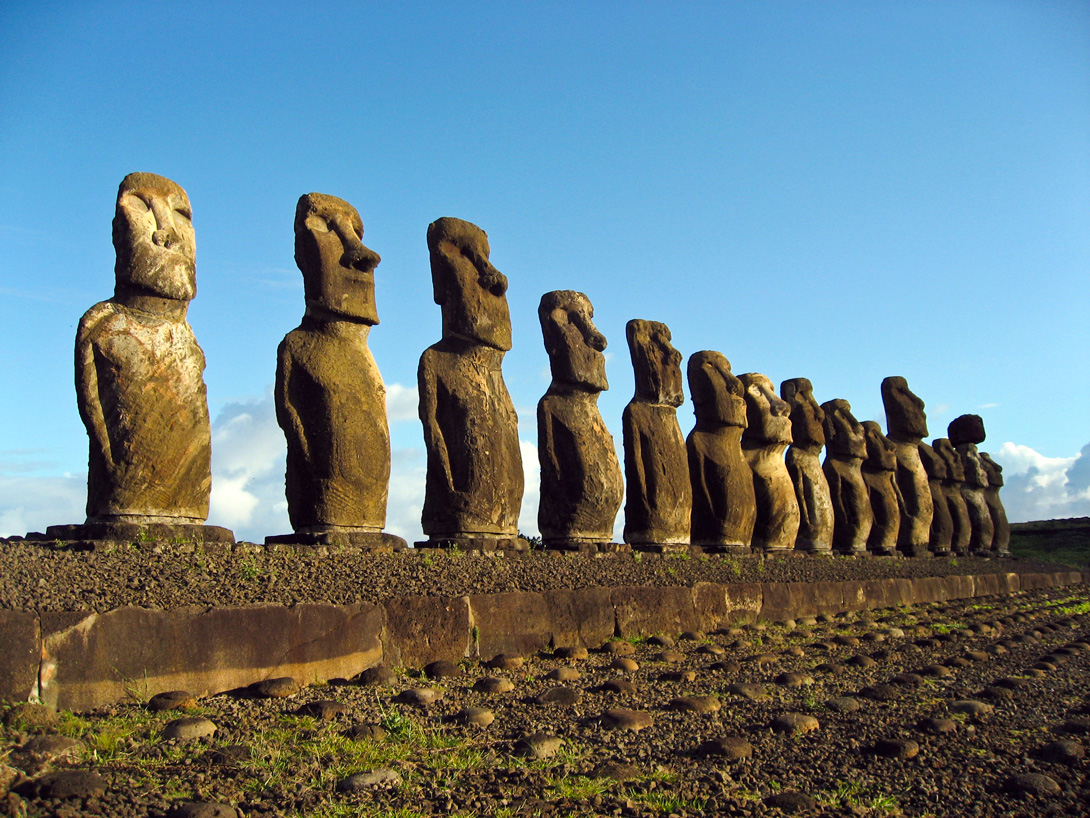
[306,215,331,233]
[174,207,192,223]
[124,194,150,214]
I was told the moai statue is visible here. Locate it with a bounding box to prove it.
[861,421,900,556]
[882,377,935,557]
[267,193,406,550]
[979,452,1011,557]
[739,373,800,552]
[536,291,623,550]
[686,351,756,552]
[47,173,233,545]
[949,414,995,556]
[918,442,954,556]
[622,319,691,549]
[821,399,872,555]
[781,378,834,553]
[934,437,972,556]
[418,217,525,551]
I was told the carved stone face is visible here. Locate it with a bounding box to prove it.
[688,351,746,428]
[821,399,866,460]
[539,290,608,392]
[740,373,792,445]
[428,217,511,351]
[979,452,1004,487]
[948,414,986,447]
[112,172,196,302]
[862,421,897,470]
[933,438,966,482]
[781,377,825,449]
[626,319,683,406]
[881,376,928,441]
[918,442,948,480]
[295,193,380,324]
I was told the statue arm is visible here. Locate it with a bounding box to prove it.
[622,406,649,505]
[75,313,113,472]
[785,450,812,531]
[274,343,309,465]
[418,354,454,492]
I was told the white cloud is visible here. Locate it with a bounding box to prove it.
[0,474,85,537]
[519,439,541,538]
[385,383,418,424]
[994,441,1090,523]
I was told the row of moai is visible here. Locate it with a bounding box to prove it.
[41,173,1009,558]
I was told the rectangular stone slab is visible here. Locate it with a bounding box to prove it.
[39,603,383,711]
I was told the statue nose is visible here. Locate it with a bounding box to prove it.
[152,228,179,249]
[479,264,508,296]
[342,240,381,271]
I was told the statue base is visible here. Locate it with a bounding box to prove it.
[929,547,952,558]
[899,545,932,558]
[265,530,408,552]
[694,543,752,555]
[630,541,692,554]
[542,538,630,553]
[793,539,834,555]
[40,522,235,547]
[415,536,530,553]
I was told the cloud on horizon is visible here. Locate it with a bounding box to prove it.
[994,441,1090,523]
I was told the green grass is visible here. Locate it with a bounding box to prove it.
[1009,520,1090,568]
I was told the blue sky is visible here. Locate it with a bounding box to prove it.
[1,1,1088,542]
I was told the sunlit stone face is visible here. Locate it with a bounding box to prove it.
[781,377,825,449]
[295,193,380,324]
[823,399,866,460]
[540,290,609,392]
[627,319,683,407]
[740,373,792,445]
[688,351,746,428]
[882,376,928,441]
[428,217,512,351]
[112,172,196,302]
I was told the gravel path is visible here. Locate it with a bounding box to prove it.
[3,584,1088,817]
[0,539,1072,613]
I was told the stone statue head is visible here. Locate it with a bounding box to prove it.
[427,217,511,351]
[687,351,746,428]
[933,438,966,482]
[881,376,928,441]
[918,442,948,481]
[626,319,683,407]
[539,290,608,392]
[739,373,792,445]
[781,377,825,450]
[821,399,866,460]
[948,414,986,447]
[979,452,1004,487]
[295,193,381,324]
[862,421,897,471]
[112,172,196,302]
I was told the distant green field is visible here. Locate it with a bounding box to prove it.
[1010,517,1090,568]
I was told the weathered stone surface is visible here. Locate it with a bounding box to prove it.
[163,716,216,740]
[419,217,522,546]
[147,690,197,711]
[249,677,300,699]
[934,438,972,556]
[882,377,934,556]
[623,319,690,546]
[338,769,403,790]
[740,373,799,552]
[22,770,106,799]
[542,587,615,649]
[468,591,551,659]
[0,610,38,704]
[861,421,901,556]
[382,595,471,668]
[612,585,699,637]
[75,173,216,528]
[952,430,995,556]
[38,602,383,712]
[770,713,819,734]
[781,378,833,553]
[686,351,755,550]
[537,291,623,548]
[514,733,563,759]
[821,399,872,555]
[919,443,954,555]
[980,452,1011,557]
[271,193,403,549]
